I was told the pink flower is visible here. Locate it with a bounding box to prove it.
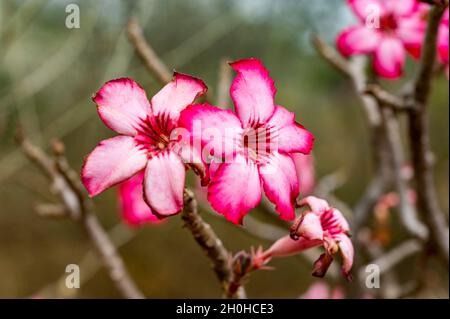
[179,58,314,224]
[117,171,162,226]
[255,196,354,280]
[82,74,207,217]
[438,8,449,78]
[196,154,315,209]
[337,0,428,79]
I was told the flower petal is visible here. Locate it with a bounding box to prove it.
[298,213,324,241]
[298,196,331,214]
[229,58,276,126]
[337,234,354,280]
[266,105,314,154]
[178,103,243,161]
[347,0,385,21]
[151,72,207,124]
[397,16,427,59]
[263,235,322,259]
[93,78,151,136]
[259,152,299,221]
[118,171,161,226]
[438,23,449,65]
[292,153,315,196]
[373,36,406,79]
[330,208,351,233]
[208,155,261,224]
[336,25,381,57]
[143,151,186,217]
[81,136,148,197]
[384,0,418,17]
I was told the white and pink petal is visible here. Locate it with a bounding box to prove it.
[298,196,331,215]
[207,155,261,224]
[384,0,418,17]
[297,213,324,241]
[151,72,207,124]
[373,36,406,79]
[337,234,354,280]
[266,105,314,155]
[178,103,243,161]
[118,171,161,226]
[292,153,315,196]
[93,78,151,136]
[397,16,427,59]
[259,152,299,221]
[263,235,323,259]
[82,136,148,197]
[230,58,276,126]
[336,25,381,57]
[143,150,186,217]
[347,0,386,22]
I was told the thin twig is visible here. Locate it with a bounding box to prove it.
[379,107,429,240]
[311,35,352,77]
[33,224,138,298]
[216,57,232,107]
[360,239,422,277]
[17,133,144,299]
[126,17,172,85]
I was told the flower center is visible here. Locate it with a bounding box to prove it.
[242,125,275,163]
[380,14,398,32]
[134,116,171,156]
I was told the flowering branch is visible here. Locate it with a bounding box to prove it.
[17,132,144,299]
[125,18,250,297]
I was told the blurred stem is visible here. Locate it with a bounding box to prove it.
[17,134,144,299]
[407,4,449,265]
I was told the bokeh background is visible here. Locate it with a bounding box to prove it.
[0,0,448,298]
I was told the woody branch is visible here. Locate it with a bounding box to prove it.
[16,131,144,299]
